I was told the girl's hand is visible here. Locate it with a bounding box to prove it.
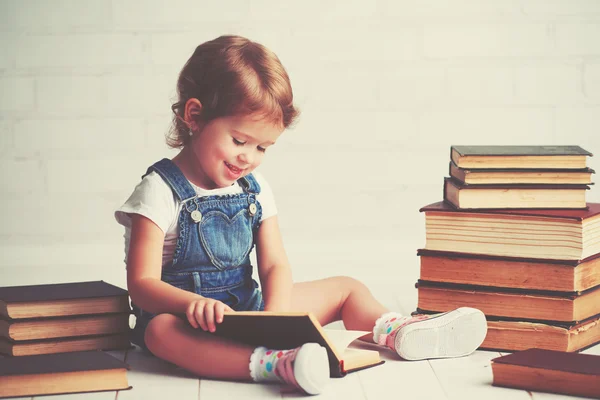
[185,298,234,332]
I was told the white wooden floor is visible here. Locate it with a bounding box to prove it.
[3,291,599,400]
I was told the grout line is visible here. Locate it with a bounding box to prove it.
[427,359,450,400]
[356,372,369,400]
[197,378,201,400]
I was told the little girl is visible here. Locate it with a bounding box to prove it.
[115,35,487,395]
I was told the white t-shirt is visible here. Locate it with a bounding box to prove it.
[115,170,277,268]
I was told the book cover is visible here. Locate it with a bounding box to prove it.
[0,281,131,319]
[417,248,600,266]
[451,145,593,169]
[213,312,384,377]
[0,351,131,398]
[451,145,593,157]
[0,281,128,302]
[492,348,600,374]
[491,348,600,398]
[420,200,600,219]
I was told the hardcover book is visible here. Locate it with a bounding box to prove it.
[0,312,132,341]
[0,351,131,398]
[0,332,132,357]
[416,280,600,323]
[0,281,131,319]
[443,177,588,209]
[420,201,600,261]
[451,145,592,169]
[417,249,600,292]
[214,312,384,377]
[491,348,600,398]
[449,161,594,185]
[483,314,600,352]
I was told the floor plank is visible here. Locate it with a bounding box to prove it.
[581,342,600,355]
[358,356,447,400]
[429,350,531,400]
[117,346,199,400]
[283,371,366,400]
[199,349,369,400]
[199,379,282,400]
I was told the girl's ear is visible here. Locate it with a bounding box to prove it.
[184,98,203,131]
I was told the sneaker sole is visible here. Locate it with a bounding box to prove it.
[293,343,330,395]
[395,307,488,361]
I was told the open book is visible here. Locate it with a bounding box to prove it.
[213,312,384,377]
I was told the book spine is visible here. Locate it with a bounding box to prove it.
[0,301,8,320]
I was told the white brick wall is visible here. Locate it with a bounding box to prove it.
[1,1,600,291]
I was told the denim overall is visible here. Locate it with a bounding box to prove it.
[131,158,265,351]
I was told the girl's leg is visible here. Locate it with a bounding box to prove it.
[290,276,487,359]
[290,276,389,341]
[143,313,330,394]
[144,313,254,380]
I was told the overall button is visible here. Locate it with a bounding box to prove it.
[191,210,202,222]
[248,203,257,216]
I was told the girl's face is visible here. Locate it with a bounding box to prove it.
[186,114,284,190]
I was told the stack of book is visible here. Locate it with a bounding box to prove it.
[445,145,593,209]
[0,281,132,356]
[416,145,600,352]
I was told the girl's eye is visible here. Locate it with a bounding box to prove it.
[232,138,246,146]
[257,146,266,153]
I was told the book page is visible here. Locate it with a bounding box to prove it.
[323,328,369,352]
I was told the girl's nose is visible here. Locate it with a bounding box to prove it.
[238,150,253,166]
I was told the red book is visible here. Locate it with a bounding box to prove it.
[491,348,600,398]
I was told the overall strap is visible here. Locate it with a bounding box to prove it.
[144,158,197,202]
[237,173,261,194]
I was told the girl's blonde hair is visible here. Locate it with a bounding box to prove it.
[167,35,299,148]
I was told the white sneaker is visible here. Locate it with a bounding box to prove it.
[274,343,330,395]
[390,307,488,361]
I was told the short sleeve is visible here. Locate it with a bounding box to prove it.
[253,171,277,221]
[114,171,179,236]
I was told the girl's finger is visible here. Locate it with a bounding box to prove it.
[186,302,199,329]
[195,302,208,331]
[215,302,226,324]
[204,303,216,332]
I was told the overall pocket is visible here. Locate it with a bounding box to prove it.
[198,209,253,270]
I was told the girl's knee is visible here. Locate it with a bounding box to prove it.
[331,276,368,293]
[144,313,181,354]
[327,275,369,298]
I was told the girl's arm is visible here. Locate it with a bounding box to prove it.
[255,215,293,312]
[127,214,232,331]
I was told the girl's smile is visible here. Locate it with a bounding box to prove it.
[224,161,244,179]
